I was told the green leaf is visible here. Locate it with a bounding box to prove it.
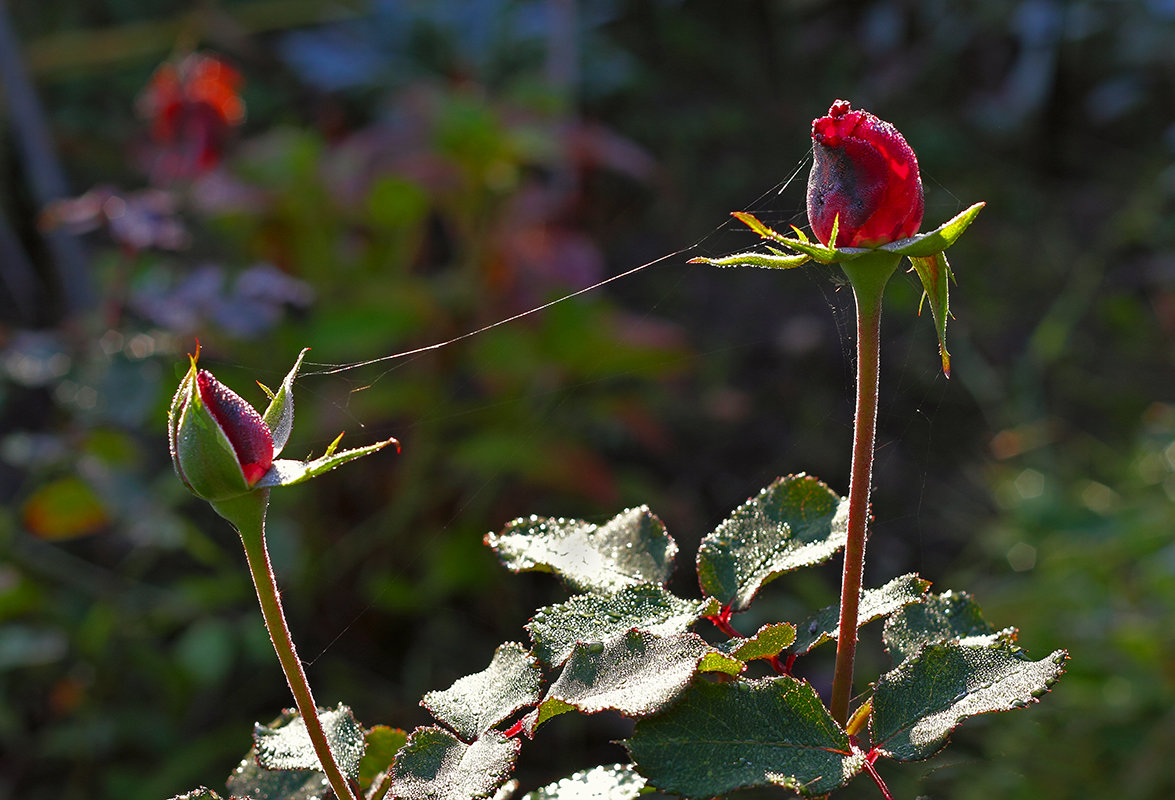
[527,583,718,666]
[389,727,519,800]
[253,705,366,780]
[697,475,848,612]
[724,622,797,662]
[227,751,331,800]
[523,764,647,800]
[871,642,1068,761]
[907,251,954,376]
[167,790,221,800]
[359,726,408,788]
[261,348,309,458]
[529,697,575,731]
[881,202,985,258]
[687,251,810,270]
[882,590,1012,664]
[256,437,398,489]
[627,677,863,798]
[422,643,542,740]
[534,631,722,729]
[790,574,931,655]
[486,506,677,595]
[698,649,746,675]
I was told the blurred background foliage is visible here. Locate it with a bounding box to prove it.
[0,0,1173,798]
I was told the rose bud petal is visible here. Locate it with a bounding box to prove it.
[196,370,274,486]
[806,99,924,248]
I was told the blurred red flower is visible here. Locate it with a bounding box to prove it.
[138,53,245,181]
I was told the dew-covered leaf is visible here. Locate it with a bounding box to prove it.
[697,475,848,612]
[527,583,718,666]
[253,705,365,779]
[790,574,931,655]
[389,727,519,800]
[486,506,677,595]
[627,676,862,798]
[523,764,647,800]
[882,589,1013,663]
[167,789,221,800]
[422,643,542,740]
[871,642,1068,761]
[226,750,332,800]
[358,725,408,788]
[720,622,797,662]
[534,631,719,730]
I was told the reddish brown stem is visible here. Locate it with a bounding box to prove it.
[863,756,894,800]
[709,606,741,639]
[828,252,898,726]
[222,492,360,800]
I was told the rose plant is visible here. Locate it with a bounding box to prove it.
[166,101,1065,800]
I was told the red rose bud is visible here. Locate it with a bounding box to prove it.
[806,100,924,248]
[169,357,274,501]
[196,370,274,486]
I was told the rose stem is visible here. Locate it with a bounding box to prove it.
[829,252,900,726]
[226,492,360,800]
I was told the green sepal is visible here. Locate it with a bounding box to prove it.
[255,438,398,489]
[880,202,985,258]
[262,348,309,458]
[731,211,792,244]
[687,251,810,270]
[729,211,877,264]
[722,204,984,281]
[907,251,955,377]
[171,359,254,502]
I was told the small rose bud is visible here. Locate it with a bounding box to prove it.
[169,354,274,502]
[806,100,924,248]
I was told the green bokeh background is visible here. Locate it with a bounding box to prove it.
[1,1,1173,797]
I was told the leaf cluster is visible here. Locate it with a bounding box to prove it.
[170,474,1064,800]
